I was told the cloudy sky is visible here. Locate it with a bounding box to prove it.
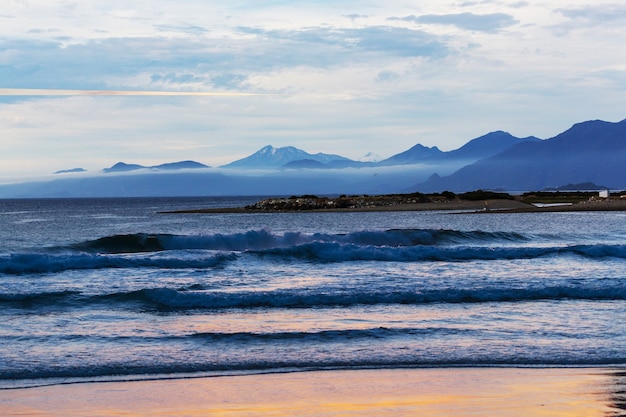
[1,0,625,182]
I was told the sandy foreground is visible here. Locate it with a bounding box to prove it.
[1,368,625,417]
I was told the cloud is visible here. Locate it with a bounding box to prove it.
[586,69,626,90]
[390,12,518,33]
[153,24,209,35]
[343,13,369,21]
[210,73,250,89]
[1,0,625,184]
[376,70,400,83]
[549,5,626,38]
[556,5,626,24]
[1,37,242,91]
[237,26,450,60]
[350,26,449,58]
[0,88,262,96]
[1,25,449,94]
[150,72,207,85]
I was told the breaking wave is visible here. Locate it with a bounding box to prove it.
[0,252,236,274]
[254,242,626,262]
[1,229,624,274]
[71,229,531,254]
[3,284,626,311]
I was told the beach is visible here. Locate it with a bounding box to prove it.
[1,368,624,416]
[2,197,626,416]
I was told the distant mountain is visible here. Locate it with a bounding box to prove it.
[54,168,87,174]
[282,159,374,169]
[103,160,209,173]
[220,145,354,169]
[378,144,444,166]
[219,132,538,171]
[0,168,423,198]
[359,152,382,163]
[152,161,209,170]
[544,182,610,191]
[4,118,625,198]
[283,159,328,169]
[103,162,146,173]
[415,119,626,192]
[445,131,541,160]
[326,159,374,169]
[378,131,539,166]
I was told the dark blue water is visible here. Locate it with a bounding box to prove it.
[1,197,625,388]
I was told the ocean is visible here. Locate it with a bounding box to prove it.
[1,197,625,389]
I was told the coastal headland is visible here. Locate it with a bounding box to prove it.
[165,190,626,214]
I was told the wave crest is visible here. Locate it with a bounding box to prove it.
[5,284,625,310]
[0,252,235,274]
[70,229,532,254]
[2,229,623,274]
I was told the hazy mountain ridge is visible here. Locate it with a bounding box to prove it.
[54,168,87,174]
[445,131,541,161]
[377,144,444,166]
[51,129,541,175]
[220,145,353,169]
[103,160,210,173]
[222,131,538,170]
[2,118,625,198]
[415,119,626,192]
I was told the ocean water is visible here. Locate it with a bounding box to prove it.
[1,197,626,389]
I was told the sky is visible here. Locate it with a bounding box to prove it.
[1,0,625,183]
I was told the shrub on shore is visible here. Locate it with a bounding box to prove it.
[459,190,514,201]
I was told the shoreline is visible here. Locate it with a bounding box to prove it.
[164,197,626,214]
[1,367,624,416]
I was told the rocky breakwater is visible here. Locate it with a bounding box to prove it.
[162,191,536,214]
[244,193,436,212]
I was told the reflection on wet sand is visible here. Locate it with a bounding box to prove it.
[2,368,626,417]
[607,371,626,416]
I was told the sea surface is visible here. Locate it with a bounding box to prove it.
[1,197,626,389]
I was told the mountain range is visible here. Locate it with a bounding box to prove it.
[219,131,540,170]
[103,160,210,173]
[220,145,354,169]
[50,130,542,176]
[1,118,624,198]
[415,119,626,192]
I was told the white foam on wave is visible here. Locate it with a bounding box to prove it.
[2,237,625,275]
[253,242,626,263]
[74,229,534,254]
[0,251,236,274]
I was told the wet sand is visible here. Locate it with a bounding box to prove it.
[1,368,624,417]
